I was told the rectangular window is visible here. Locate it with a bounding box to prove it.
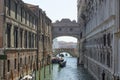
[32,34,34,48]
[32,17,34,27]
[7,60,10,72]
[21,7,23,22]
[7,24,11,48]
[24,31,27,48]
[14,59,16,69]
[25,57,26,65]
[103,34,106,46]
[8,0,11,16]
[29,15,31,26]
[14,27,18,48]
[25,12,27,24]
[15,2,17,19]
[107,33,111,46]
[27,14,29,25]
[29,32,31,48]
[33,19,35,28]
[30,56,33,69]
[20,58,22,67]
[80,32,82,39]
[35,35,37,48]
[107,53,110,67]
[59,28,62,31]
[29,56,30,63]
[35,19,38,29]
[20,29,23,48]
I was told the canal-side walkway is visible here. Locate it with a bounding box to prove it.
[35,57,96,80]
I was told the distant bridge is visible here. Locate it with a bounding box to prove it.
[53,48,78,57]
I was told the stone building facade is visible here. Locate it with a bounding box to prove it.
[78,0,120,80]
[26,3,52,72]
[0,0,52,80]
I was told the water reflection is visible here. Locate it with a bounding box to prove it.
[52,57,96,80]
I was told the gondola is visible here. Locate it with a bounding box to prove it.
[52,57,64,64]
[59,61,66,68]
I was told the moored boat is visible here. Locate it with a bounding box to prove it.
[52,57,64,64]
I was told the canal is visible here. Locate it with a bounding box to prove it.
[41,57,95,80]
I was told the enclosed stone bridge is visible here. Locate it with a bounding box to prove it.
[52,19,80,39]
[52,19,80,57]
[53,48,78,57]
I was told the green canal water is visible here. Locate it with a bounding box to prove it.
[36,57,96,80]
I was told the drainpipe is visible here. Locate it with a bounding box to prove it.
[36,29,38,80]
[3,0,6,80]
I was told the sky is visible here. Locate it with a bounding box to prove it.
[23,0,77,22]
[23,0,77,43]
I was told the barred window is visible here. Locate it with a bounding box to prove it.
[7,60,10,72]
[14,59,17,69]
[20,58,22,67]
